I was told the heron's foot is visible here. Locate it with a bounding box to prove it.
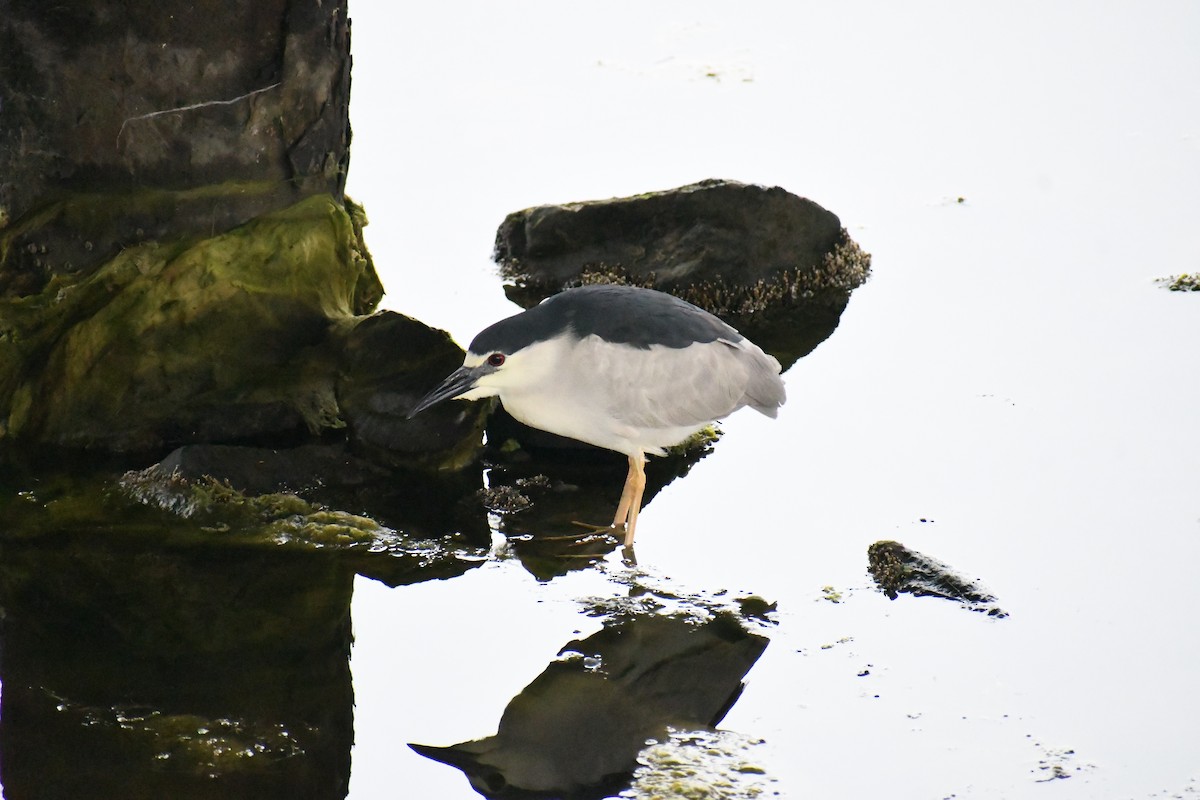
[537,522,620,542]
[568,520,625,537]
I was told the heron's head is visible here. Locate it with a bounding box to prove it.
[407,334,568,418]
[407,294,587,418]
[407,350,506,417]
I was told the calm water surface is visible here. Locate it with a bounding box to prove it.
[4,2,1199,799]
[345,2,1200,798]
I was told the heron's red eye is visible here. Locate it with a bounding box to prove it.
[487,353,506,367]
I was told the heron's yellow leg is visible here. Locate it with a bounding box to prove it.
[612,456,639,529]
[621,455,647,547]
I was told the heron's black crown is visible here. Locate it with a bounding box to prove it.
[469,285,744,355]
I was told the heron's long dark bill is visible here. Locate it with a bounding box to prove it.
[407,741,481,769]
[407,365,483,418]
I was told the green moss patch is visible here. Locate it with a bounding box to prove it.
[1,194,380,449]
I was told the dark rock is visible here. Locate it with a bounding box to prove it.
[153,443,390,496]
[867,540,1008,618]
[494,178,870,315]
[131,441,493,547]
[0,0,353,294]
[336,310,489,471]
[492,179,871,372]
[0,1,477,466]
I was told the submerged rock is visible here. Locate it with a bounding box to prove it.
[627,729,775,800]
[867,540,1008,618]
[150,442,390,496]
[151,437,489,535]
[119,461,384,546]
[119,444,493,560]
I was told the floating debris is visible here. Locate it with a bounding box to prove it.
[1156,273,1200,292]
[1029,737,1093,783]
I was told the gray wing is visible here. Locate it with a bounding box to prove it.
[573,335,785,431]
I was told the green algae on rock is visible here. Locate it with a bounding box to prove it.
[114,459,490,586]
[119,464,381,546]
[0,195,382,451]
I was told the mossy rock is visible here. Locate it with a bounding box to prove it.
[0,194,381,451]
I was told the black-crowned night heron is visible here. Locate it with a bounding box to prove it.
[408,285,786,545]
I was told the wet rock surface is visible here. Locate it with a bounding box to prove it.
[0,196,478,466]
[867,540,1008,618]
[118,446,494,570]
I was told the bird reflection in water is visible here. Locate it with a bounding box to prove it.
[410,611,768,799]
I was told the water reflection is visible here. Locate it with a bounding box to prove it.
[0,459,489,799]
[0,370,789,800]
[410,607,769,799]
[478,420,716,579]
[0,535,354,799]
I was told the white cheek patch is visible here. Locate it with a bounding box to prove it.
[457,385,498,401]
